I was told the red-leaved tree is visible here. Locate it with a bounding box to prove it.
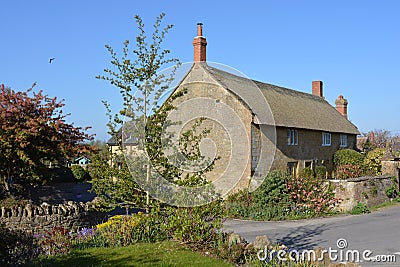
[0,83,93,195]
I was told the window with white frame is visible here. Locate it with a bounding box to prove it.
[287,129,298,145]
[340,134,348,148]
[322,132,331,146]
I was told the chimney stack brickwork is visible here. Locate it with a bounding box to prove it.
[312,81,323,98]
[193,23,207,62]
[335,95,348,119]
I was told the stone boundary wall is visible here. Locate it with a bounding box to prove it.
[0,201,107,233]
[331,175,397,211]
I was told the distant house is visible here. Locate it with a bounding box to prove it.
[72,156,92,166]
[106,121,139,166]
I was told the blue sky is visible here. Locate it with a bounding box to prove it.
[1,0,399,141]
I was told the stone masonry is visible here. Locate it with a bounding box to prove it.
[0,201,106,233]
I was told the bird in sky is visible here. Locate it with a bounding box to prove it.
[49,58,55,63]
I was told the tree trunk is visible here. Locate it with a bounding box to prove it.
[2,174,10,195]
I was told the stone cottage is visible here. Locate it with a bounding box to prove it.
[164,23,360,194]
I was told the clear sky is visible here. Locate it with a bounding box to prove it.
[1,0,399,141]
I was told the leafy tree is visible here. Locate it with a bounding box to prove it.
[367,129,392,149]
[70,165,90,181]
[97,13,179,145]
[93,13,180,209]
[0,83,93,195]
[364,148,386,175]
[88,152,147,210]
[89,139,109,155]
[94,13,220,210]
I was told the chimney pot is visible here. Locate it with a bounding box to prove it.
[197,23,203,36]
[312,81,323,98]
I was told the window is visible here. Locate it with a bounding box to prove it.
[340,134,348,148]
[287,129,298,145]
[322,132,331,146]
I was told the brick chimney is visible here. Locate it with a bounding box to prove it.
[312,81,323,98]
[193,23,207,62]
[335,95,348,118]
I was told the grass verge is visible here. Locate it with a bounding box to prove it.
[33,241,234,267]
[370,198,400,211]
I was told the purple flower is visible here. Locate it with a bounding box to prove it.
[77,227,96,238]
[33,233,46,239]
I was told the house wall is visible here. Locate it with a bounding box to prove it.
[256,126,357,177]
[169,74,253,196]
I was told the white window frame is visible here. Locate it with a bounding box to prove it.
[340,134,348,148]
[322,132,331,146]
[287,129,298,146]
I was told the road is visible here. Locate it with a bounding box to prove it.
[224,204,400,266]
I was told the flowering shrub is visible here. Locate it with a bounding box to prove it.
[94,213,149,246]
[336,164,364,179]
[77,227,96,239]
[34,227,72,256]
[286,173,338,214]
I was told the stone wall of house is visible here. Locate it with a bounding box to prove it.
[331,175,396,211]
[170,65,253,196]
[271,127,357,176]
[0,201,107,233]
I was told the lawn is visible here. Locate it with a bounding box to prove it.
[34,241,234,267]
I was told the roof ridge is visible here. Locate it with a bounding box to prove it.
[205,65,325,102]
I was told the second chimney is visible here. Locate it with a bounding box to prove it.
[312,81,323,98]
[335,95,348,119]
[193,23,207,62]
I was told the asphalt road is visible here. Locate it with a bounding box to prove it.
[224,204,400,267]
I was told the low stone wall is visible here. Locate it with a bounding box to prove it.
[0,201,107,233]
[331,175,396,211]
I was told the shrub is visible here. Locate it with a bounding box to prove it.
[299,167,314,179]
[226,170,292,221]
[334,149,365,167]
[350,202,371,214]
[287,170,338,214]
[0,224,39,266]
[364,148,386,175]
[315,166,327,179]
[336,164,364,179]
[70,165,91,181]
[165,200,225,247]
[225,189,253,218]
[385,185,397,199]
[94,213,162,246]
